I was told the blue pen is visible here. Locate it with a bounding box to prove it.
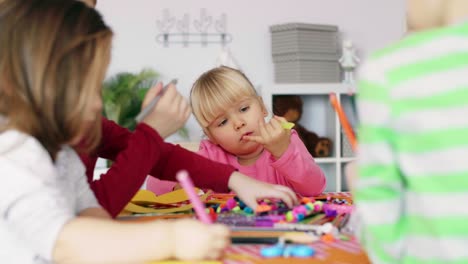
[135,79,178,122]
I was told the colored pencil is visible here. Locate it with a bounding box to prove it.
[135,79,177,122]
[329,93,357,150]
[176,170,212,224]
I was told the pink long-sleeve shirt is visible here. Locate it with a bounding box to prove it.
[198,130,326,196]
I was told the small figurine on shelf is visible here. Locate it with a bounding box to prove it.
[339,40,360,84]
[215,46,241,70]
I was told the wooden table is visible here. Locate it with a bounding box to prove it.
[121,215,369,264]
[121,192,369,263]
[223,240,369,264]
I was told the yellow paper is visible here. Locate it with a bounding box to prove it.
[124,190,211,214]
[132,189,201,205]
[123,202,194,214]
[281,121,295,130]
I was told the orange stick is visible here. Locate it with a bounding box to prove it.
[329,93,357,151]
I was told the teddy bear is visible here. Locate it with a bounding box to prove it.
[273,95,332,157]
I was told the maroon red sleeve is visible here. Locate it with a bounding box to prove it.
[82,118,234,218]
[151,142,233,193]
[88,122,164,217]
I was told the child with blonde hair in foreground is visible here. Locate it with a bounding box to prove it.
[189,66,326,197]
[0,0,229,262]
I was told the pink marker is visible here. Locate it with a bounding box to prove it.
[176,170,213,224]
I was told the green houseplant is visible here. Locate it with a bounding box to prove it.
[102,68,157,131]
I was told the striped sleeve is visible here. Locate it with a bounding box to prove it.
[355,23,468,264]
[355,61,404,263]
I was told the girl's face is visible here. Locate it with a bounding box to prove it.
[206,96,267,159]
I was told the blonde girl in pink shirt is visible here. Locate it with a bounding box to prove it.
[190,66,326,196]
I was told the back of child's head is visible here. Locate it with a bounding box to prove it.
[407,0,468,31]
[0,0,113,158]
[80,0,97,8]
[191,66,258,128]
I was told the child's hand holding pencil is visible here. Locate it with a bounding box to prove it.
[138,80,191,139]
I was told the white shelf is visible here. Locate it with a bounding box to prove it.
[315,157,337,163]
[264,82,356,192]
[340,157,357,162]
[315,157,356,164]
[269,83,351,95]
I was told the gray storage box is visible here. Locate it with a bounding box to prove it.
[270,23,341,83]
[270,23,339,55]
[273,53,340,83]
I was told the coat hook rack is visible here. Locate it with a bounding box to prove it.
[156,8,233,47]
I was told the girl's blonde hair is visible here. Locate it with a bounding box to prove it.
[0,0,113,159]
[191,66,259,128]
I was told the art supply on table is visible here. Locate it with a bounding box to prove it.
[176,170,213,224]
[123,202,195,215]
[216,213,256,226]
[260,237,315,258]
[329,92,357,150]
[339,213,351,230]
[230,229,284,244]
[131,189,203,205]
[118,213,193,222]
[230,229,318,244]
[216,213,285,227]
[231,236,279,244]
[121,189,212,215]
[135,79,178,122]
[282,232,320,243]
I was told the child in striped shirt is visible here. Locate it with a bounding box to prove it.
[354,0,468,263]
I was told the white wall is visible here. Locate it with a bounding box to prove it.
[96,0,406,140]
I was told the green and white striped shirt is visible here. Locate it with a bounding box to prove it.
[356,22,468,264]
